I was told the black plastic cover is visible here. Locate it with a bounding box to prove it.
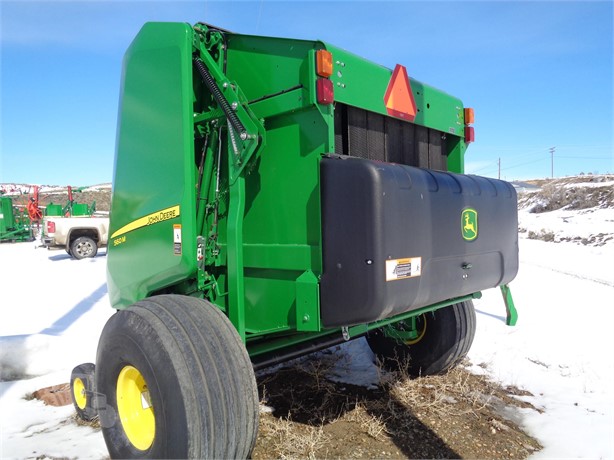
[320,155,519,328]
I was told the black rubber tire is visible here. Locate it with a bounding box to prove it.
[95,295,259,459]
[366,300,476,377]
[70,236,97,259]
[70,363,98,421]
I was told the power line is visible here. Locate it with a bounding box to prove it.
[557,156,613,160]
[500,157,549,171]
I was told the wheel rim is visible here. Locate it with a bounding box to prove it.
[117,365,155,450]
[76,241,94,257]
[405,315,427,345]
[73,377,87,410]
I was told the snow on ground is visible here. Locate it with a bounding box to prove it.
[1,193,613,458]
[470,238,614,459]
[0,243,111,459]
[519,206,614,246]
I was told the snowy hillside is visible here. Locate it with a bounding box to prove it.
[517,175,614,246]
[0,176,613,459]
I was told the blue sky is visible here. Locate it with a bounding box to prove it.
[1,0,612,185]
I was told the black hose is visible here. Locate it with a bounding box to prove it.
[193,58,246,137]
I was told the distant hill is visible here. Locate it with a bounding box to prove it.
[517,174,614,212]
[516,174,614,246]
[1,184,112,212]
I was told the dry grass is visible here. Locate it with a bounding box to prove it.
[519,174,614,213]
[385,363,495,418]
[258,413,331,460]
[253,354,542,459]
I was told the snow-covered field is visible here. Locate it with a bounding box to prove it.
[1,180,613,459]
[0,245,112,459]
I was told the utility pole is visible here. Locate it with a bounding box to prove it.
[549,146,556,178]
[498,157,501,179]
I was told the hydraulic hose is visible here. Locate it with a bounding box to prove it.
[193,58,246,139]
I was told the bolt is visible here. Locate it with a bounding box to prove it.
[231,101,238,110]
[240,132,248,141]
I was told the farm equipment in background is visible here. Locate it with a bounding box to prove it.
[45,185,97,217]
[0,194,34,242]
[69,22,519,458]
[26,186,43,223]
[1,185,101,245]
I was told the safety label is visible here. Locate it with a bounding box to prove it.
[385,257,422,282]
[173,224,182,255]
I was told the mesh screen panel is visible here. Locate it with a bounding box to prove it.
[334,103,448,170]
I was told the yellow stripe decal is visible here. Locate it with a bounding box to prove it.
[111,205,180,239]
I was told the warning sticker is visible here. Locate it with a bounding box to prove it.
[173,224,182,255]
[385,257,422,282]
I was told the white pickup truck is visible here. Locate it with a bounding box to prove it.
[42,216,109,259]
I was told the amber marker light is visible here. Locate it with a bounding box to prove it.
[316,50,333,78]
[464,107,475,125]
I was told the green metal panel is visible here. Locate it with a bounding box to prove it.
[325,44,466,139]
[71,203,90,216]
[0,197,15,234]
[107,22,197,309]
[0,197,32,242]
[45,203,63,216]
[222,38,330,335]
[225,34,319,102]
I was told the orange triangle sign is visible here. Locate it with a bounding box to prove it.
[384,64,417,121]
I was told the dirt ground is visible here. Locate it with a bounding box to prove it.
[252,354,542,459]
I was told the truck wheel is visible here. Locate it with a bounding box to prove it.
[366,300,476,377]
[70,363,97,421]
[95,295,259,459]
[70,236,97,259]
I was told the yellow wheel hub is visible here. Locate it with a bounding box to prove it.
[405,315,427,345]
[117,365,155,450]
[73,377,87,410]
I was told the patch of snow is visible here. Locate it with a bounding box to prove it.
[469,238,614,459]
[0,242,111,458]
[519,206,614,247]
[82,184,112,192]
[323,339,381,390]
[563,180,614,189]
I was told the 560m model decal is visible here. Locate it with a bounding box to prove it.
[110,205,180,240]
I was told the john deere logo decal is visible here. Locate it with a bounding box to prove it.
[461,208,478,241]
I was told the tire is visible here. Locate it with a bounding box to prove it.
[70,363,98,421]
[70,236,97,259]
[366,300,476,377]
[95,295,259,459]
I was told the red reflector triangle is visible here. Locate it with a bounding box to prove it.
[384,64,417,121]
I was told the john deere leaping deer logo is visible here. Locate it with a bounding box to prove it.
[461,208,478,241]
